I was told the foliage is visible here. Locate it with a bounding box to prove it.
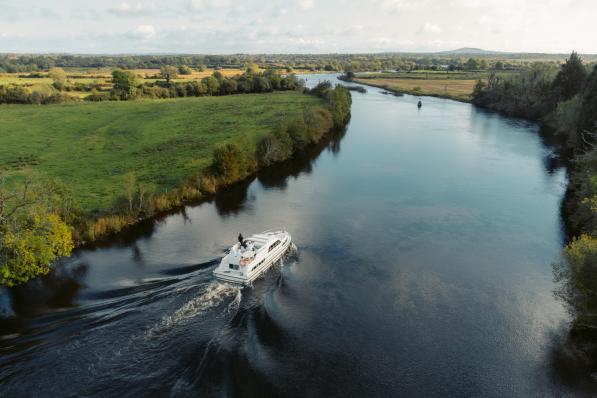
[111,69,137,99]
[48,67,67,90]
[309,82,352,127]
[554,235,597,345]
[472,62,558,119]
[160,65,178,85]
[178,65,193,75]
[212,143,246,184]
[552,51,587,102]
[577,65,597,139]
[0,84,78,104]
[1,211,73,286]
[0,177,74,286]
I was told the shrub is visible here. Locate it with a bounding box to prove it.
[212,143,245,183]
[285,117,310,151]
[304,107,334,142]
[199,175,218,194]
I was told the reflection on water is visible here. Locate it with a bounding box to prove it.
[0,75,588,397]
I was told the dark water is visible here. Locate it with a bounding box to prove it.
[0,75,581,396]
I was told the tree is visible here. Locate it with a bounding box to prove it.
[160,66,178,85]
[0,176,73,286]
[124,172,136,213]
[178,65,193,75]
[245,63,260,75]
[552,51,588,102]
[465,58,479,71]
[48,67,67,90]
[577,65,597,139]
[220,79,238,95]
[212,70,224,80]
[112,69,137,99]
[202,76,220,95]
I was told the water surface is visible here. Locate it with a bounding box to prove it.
[0,75,577,396]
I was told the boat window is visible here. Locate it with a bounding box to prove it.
[268,240,281,252]
[229,263,234,269]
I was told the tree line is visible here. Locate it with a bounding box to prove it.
[3,52,588,76]
[0,67,304,105]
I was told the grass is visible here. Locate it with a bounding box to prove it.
[0,92,323,214]
[0,67,321,100]
[355,70,518,80]
[353,77,478,102]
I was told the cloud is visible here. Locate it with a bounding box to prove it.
[127,25,157,40]
[110,2,135,15]
[190,0,231,11]
[376,0,426,12]
[299,0,315,10]
[108,2,161,17]
[420,22,441,33]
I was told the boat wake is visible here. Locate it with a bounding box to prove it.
[145,282,241,338]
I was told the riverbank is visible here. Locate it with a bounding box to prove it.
[0,85,351,285]
[349,77,475,102]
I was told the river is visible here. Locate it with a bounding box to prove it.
[0,75,582,396]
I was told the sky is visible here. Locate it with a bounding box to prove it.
[0,0,596,54]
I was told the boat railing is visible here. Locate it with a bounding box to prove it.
[262,227,286,234]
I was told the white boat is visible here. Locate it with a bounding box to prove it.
[213,228,292,285]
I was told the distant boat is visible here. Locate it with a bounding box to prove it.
[417,100,422,108]
[213,228,292,285]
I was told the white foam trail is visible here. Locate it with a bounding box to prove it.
[224,288,242,316]
[145,282,241,338]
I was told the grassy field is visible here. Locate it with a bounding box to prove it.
[0,67,323,100]
[353,77,477,102]
[0,68,250,98]
[0,92,323,214]
[355,70,517,80]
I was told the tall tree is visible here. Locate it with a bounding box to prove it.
[552,51,587,102]
[578,65,597,138]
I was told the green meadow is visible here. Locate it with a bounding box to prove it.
[0,92,323,214]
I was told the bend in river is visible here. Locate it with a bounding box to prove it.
[0,74,581,396]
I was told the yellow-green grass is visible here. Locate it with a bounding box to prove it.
[353,78,477,102]
[0,92,323,214]
[355,70,518,81]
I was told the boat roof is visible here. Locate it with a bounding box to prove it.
[244,232,283,245]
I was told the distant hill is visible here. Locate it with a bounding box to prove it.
[383,48,597,61]
[436,48,497,55]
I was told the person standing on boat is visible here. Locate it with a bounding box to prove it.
[238,233,246,248]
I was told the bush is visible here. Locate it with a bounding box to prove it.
[285,117,310,151]
[212,143,245,183]
[304,107,334,142]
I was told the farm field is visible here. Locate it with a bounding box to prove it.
[0,67,325,100]
[353,77,478,101]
